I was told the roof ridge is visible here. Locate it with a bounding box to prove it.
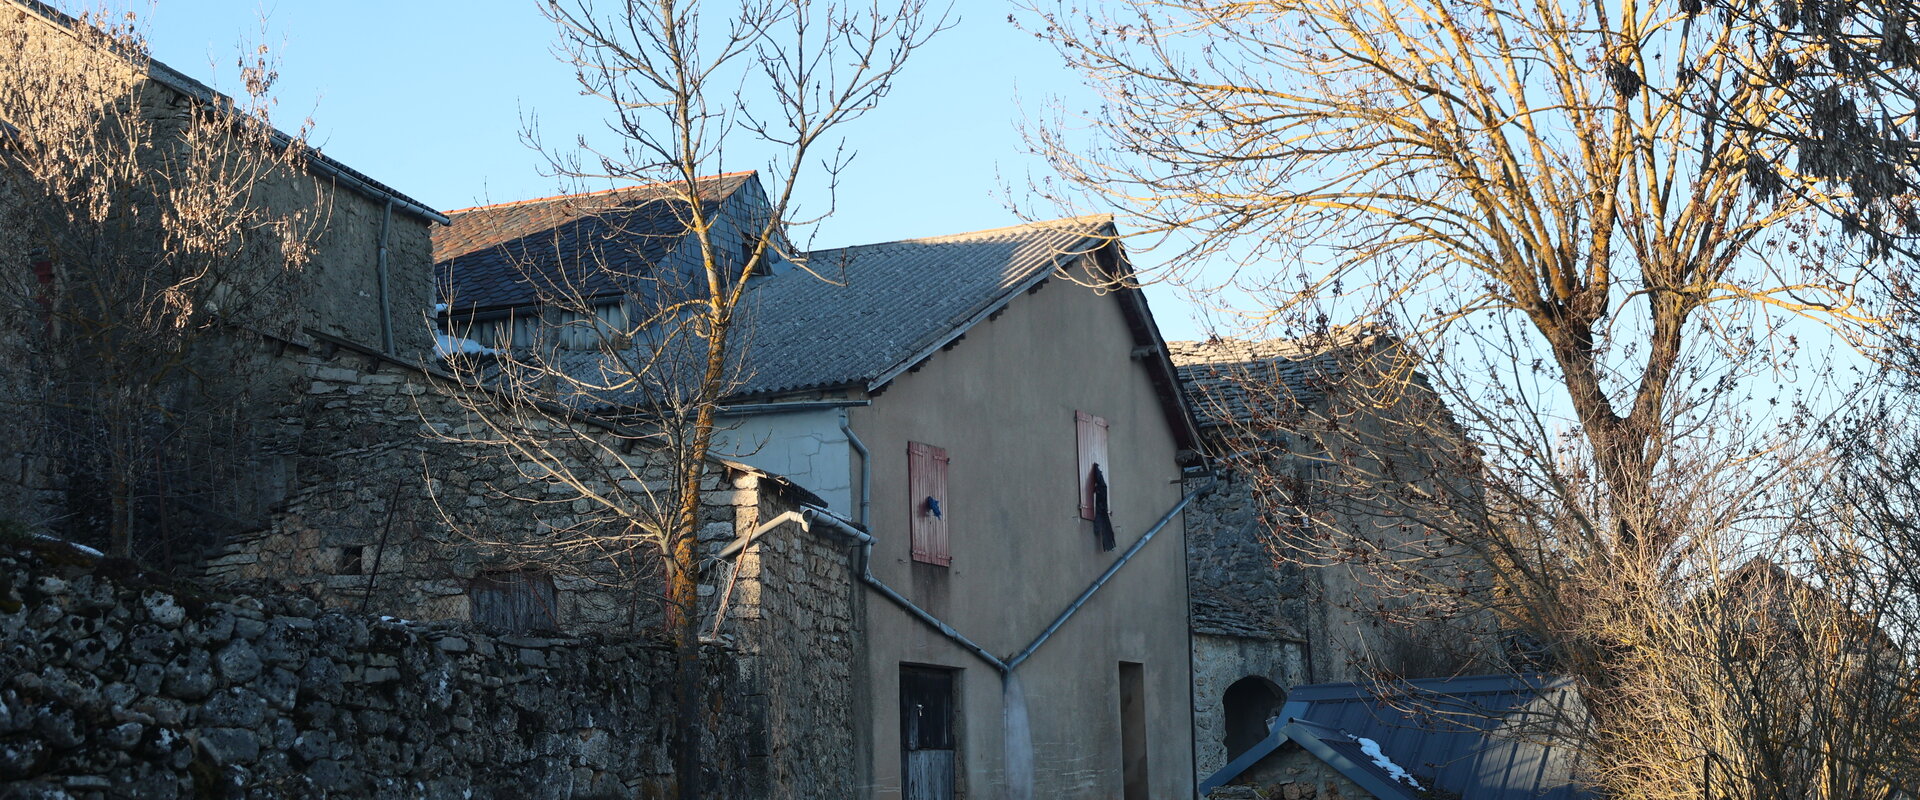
[805,214,1115,256]
[445,170,757,215]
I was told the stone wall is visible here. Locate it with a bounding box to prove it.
[191,340,862,799]
[1185,471,1316,779]
[199,341,798,637]
[0,542,770,799]
[0,4,439,543]
[713,491,859,798]
[1190,632,1309,780]
[1205,747,1366,800]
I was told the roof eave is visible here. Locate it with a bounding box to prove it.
[1098,238,1206,466]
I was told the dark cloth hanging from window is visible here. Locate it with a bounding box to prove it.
[1091,463,1116,551]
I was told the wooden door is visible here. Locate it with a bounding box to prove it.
[901,666,956,800]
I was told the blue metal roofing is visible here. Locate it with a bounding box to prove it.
[1199,673,1593,800]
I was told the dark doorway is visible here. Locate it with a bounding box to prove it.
[1223,675,1287,760]
[901,665,957,800]
[1119,661,1149,800]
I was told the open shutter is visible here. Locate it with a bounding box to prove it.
[1077,411,1110,520]
[909,441,951,566]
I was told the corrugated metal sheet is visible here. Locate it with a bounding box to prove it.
[1200,673,1594,800]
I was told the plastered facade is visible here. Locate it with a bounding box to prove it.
[843,260,1197,800]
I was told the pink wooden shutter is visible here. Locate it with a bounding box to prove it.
[909,442,951,566]
[1077,411,1110,520]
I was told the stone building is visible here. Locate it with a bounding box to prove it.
[0,6,861,795]
[1173,334,1499,780]
[0,0,446,560]
[435,182,1209,800]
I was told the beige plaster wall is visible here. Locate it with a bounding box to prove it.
[847,260,1197,799]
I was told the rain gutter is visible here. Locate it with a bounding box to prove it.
[714,399,871,416]
[1003,479,1216,671]
[798,505,1010,673]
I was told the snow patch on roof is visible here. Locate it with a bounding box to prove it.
[1353,735,1425,791]
[434,332,499,359]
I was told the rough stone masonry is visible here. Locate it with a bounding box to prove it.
[0,541,772,799]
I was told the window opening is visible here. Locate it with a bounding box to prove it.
[340,546,365,575]
[470,570,559,633]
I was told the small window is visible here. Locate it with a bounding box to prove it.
[1077,411,1115,550]
[339,546,365,575]
[470,570,559,633]
[908,442,950,566]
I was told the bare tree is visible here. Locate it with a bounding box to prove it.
[1025,0,1918,794]
[432,1,943,796]
[1679,0,1920,258]
[0,3,320,560]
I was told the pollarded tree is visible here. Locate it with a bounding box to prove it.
[1026,0,1916,795]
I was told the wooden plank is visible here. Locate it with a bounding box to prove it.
[908,442,950,566]
[1077,411,1110,520]
[905,750,955,800]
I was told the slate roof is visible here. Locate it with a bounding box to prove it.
[530,215,1115,400]
[433,173,755,313]
[1170,337,1360,429]
[432,192,1202,457]
[728,216,1116,398]
[1200,674,1593,799]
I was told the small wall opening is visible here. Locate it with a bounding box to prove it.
[1223,675,1286,760]
[470,570,559,633]
[1119,661,1149,800]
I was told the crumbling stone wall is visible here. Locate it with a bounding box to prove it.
[1186,472,1313,778]
[0,543,770,799]
[712,490,859,797]
[191,340,862,798]
[1191,632,1309,780]
[199,341,788,636]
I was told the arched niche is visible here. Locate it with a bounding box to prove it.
[1222,675,1287,760]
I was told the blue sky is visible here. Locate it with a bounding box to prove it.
[137,0,1219,340]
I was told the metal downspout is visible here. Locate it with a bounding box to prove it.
[800,506,1009,674]
[838,415,871,527]
[375,198,395,356]
[1003,478,1217,672]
